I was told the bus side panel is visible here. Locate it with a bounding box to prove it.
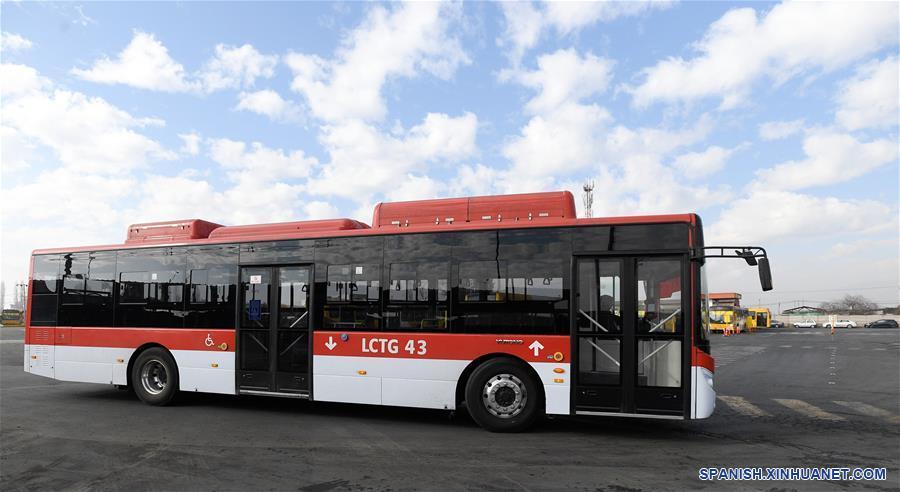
[312,332,572,415]
[54,345,133,385]
[172,349,236,395]
[530,362,571,415]
[26,327,55,378]
[690,348,716,419]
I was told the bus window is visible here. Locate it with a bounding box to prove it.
[30,255,61,325]
[385,262,449,331]
[636,259,682,334]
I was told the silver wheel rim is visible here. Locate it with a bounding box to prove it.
[140,359,168,395]
[482,373,527,419]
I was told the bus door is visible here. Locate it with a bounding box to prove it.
[573,256,686,416]
[238,265,312,395]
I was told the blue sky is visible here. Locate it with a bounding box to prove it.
[2,1,898,311]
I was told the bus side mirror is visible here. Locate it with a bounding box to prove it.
[758,258,773,291]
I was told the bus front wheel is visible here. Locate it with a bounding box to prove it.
[131,347,179,406]
[465,357,542,432]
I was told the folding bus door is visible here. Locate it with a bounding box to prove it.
[573,256,687,416]
[238,265,311,396]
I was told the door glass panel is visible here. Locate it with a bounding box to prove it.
[637,340,682,387]
[636,259,682,334]
[279,267,309,329]
[576,259,622,334]
[240,330,269,371]
[578,337,620,385]
[242,269,270,328]
[277,331,308,373]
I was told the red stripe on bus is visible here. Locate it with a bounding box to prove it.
[692,346,715,373]
[314,331,570,363]
[27,326,235,352]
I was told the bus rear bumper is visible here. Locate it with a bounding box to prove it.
[690,366,716,419]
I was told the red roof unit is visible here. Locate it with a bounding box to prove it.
[372,191,577,228]
[208,218,369,241]
[125,219,223,245]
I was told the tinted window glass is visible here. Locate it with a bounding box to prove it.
[459,260,507,302]
[240,240,314,264]
[186,246,238,328]
[385,261,449,331]
[116,248,186,328]
[316,237,383,331]
[323,263,380,330]
[453,229,570,334]
[30,255,60,326]
[31,255,60,295]
[59,252,115,326]
[613,224,688,251]
[636,259,683,335]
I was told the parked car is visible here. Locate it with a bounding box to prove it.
[824,319,857,329]
[794,319,817,328]
[771,319,785,328]
[864,319,899,329]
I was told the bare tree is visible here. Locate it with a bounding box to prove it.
[819,295,879,314]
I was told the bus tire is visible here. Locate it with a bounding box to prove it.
[465,357,542,432]
[131,347,179,406]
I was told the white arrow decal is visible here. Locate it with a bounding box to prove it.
[325,336,337,351]
[528,340,544,357]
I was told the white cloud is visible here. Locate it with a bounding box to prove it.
[178,132,201,155]
[672,145,737,176]
[71,31,197,92]
[502,103,612,182]
[628,2,900,108]
[302,201,340,220]
[835,56,900,131]
[502,49,614,115]
[498,1,671,64]
[208,138,316,185]
[385,174,441,202]
[754,131,898,191]
[286,2,469,122]
[3,64,175,174]
[1,63,51,96]
[308,112,478,199]
[544,1,673,34]
[1,32,33,52]
[235,89,302,123]
[708,190,894,244]
[498,2,544,65]
[758,119,804,141]
[449,164,500,197]
[198,44,278,93]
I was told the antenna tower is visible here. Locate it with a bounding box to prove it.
[582,180,595,218]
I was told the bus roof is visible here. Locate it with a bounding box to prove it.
[32,191,698,255]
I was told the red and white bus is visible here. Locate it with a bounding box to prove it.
[23,191,771,431]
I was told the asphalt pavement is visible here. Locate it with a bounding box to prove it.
[1,326,898,491]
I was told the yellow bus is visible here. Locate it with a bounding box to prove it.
[1,309,24,327]
[747,307,771,330]
[709,307,748,334]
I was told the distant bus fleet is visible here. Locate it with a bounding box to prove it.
[707,292,770,334]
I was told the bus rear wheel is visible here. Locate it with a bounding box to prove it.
[131,348,179,406]
[465,358,542,432]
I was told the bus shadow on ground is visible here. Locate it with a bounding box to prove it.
[75,385,700,439]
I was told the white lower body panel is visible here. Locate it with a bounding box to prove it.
[313,355,571,415]
[172,349,235,395]
[23,344,236,395]
[55,346,135,385]
[690,366,716,419]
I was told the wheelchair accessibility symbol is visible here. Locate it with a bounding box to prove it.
[205,334,214,347]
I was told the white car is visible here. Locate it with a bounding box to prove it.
[824,319,857,329]
[794,319,817,328]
